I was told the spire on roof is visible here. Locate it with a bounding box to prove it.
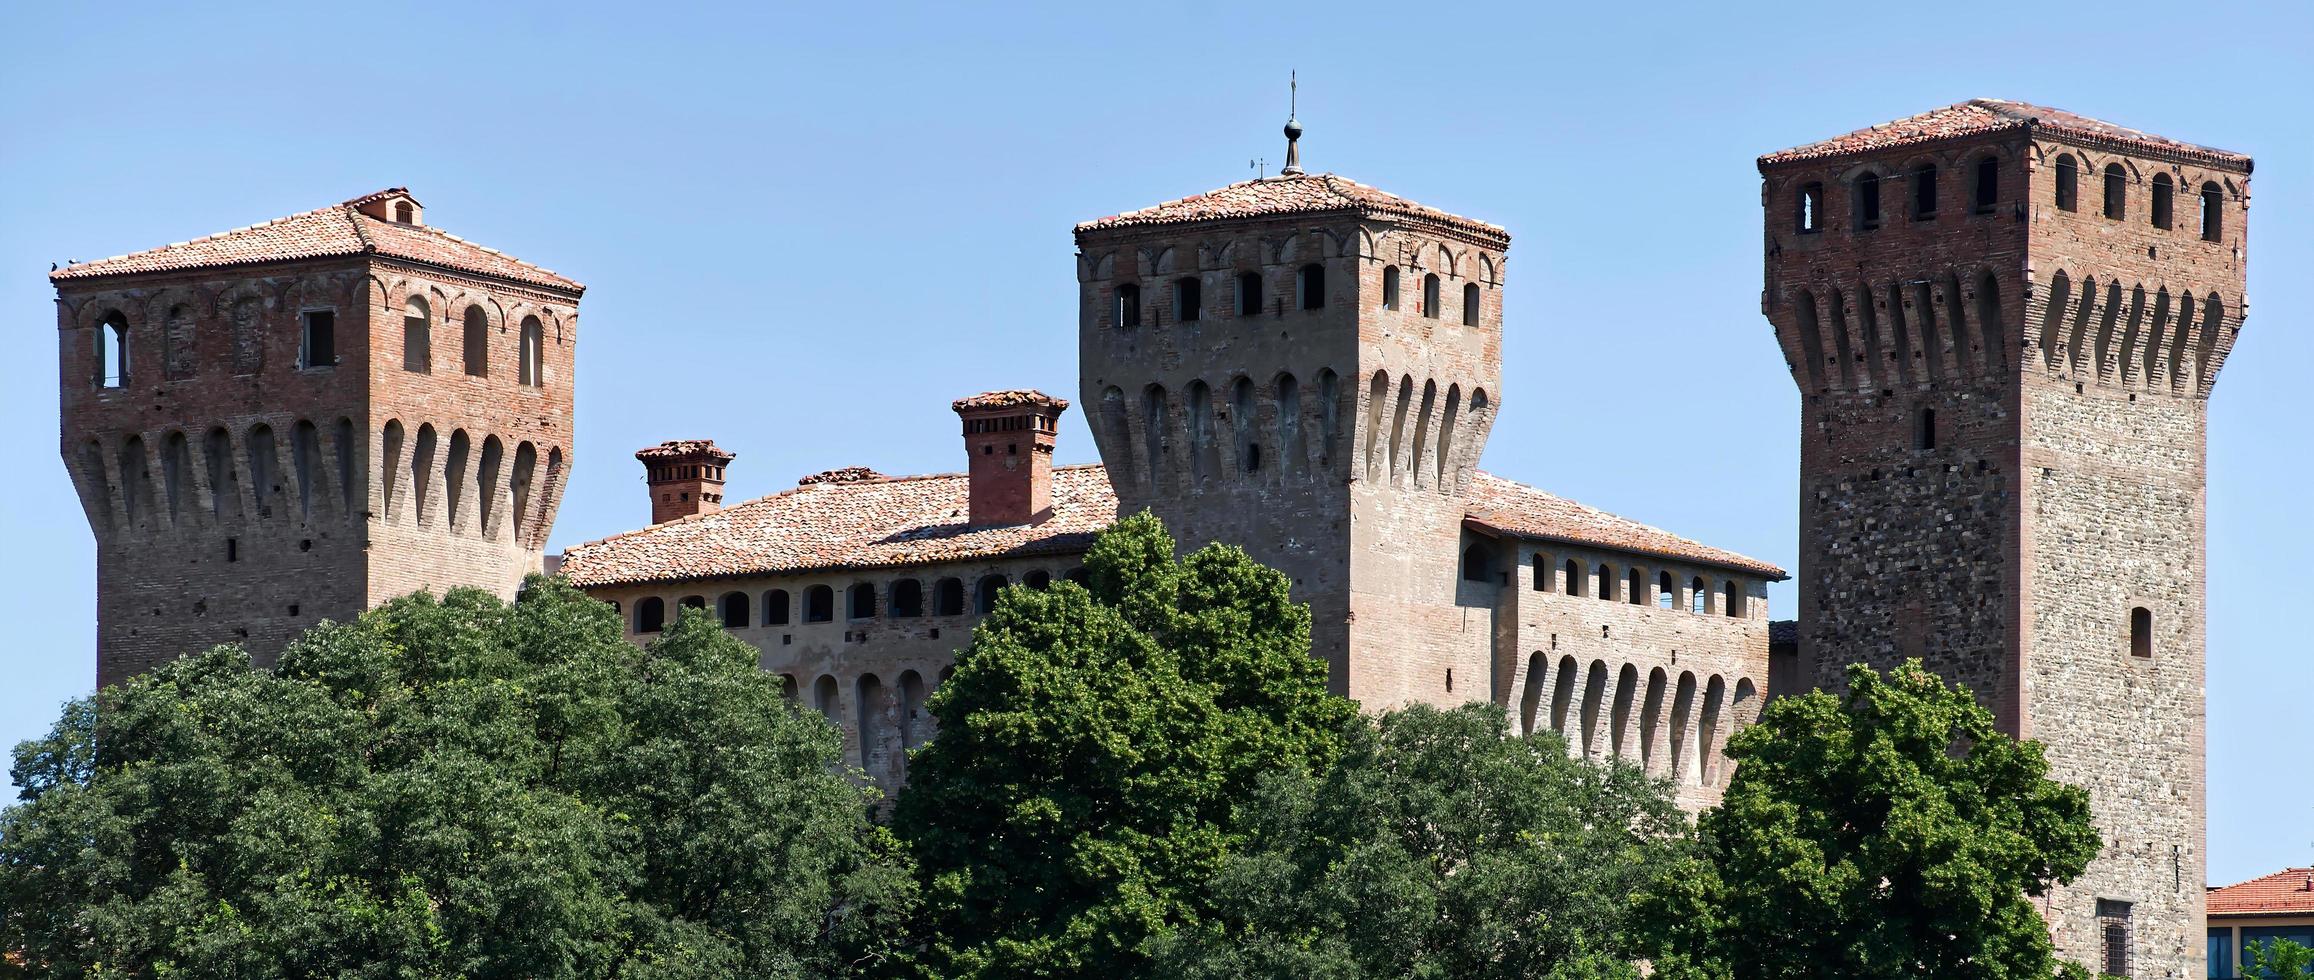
[1280,70,1303,177]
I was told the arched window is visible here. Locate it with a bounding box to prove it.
[1065,567,1090,586]
[720,592,750,628]
[2129,607,2153,658]
[636,596,666,633]
[1627,567,1645,605]
[1689,576,1708,614]
[2054,154,2079,212]
[1462,282,1480,326]
[2200,182,2224,242]
[974,574,1008,615]
[2150,174,2173,230]
[1595,563,1613,601]
[1173,277,1200,322]
[96,311,130,388]
[1382,266,1401,310]
[1115,283,1141,329]
[462,306,489,376]
[1797,181,1824,233]
[680,595,706,614]
[1421,273,1441,318]
[1972,156,1999,213]
[1563,558,1582,597]
[1023,569,1051,590]
[764,589,792,626]
[1658,570,1676,610]
[813,675,838,720]
[1853,171,1882,231]
[805,584,834,623]
[1722,581,1745,618]
[1297,264,1325,310]
[2102,163,2127,220]
[518,316,544,387]
[1232,377,1259,473]
[403,297,432,373]
[298,310,336,369]
[1461,543,1494,583]
[848,583,876,619]
[393,200,414,223]
[891,579,924,617]
[1236,272,1262,315]
[1531,554,1549,592]
[1911,163,1937,220]
[935,577,965,616]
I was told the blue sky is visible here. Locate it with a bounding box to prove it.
[2,1,2305,882]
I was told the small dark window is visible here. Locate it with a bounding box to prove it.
[518,316,544,387]
[2097,899,2132,978]
[2200,182,2223,242]
[2055,155,2079,212]
[764,589,791,625]
[805,584,834,623]
[299,310,336,369]
[1297,264,1325,310]
[1382,266,1401,310]
[2150,174,2173,230]
[1421,274,1440,319]
[848,583,875,619]
[720,592,749,628]
[1972,156,1998,213]
[1462,283,1480,326]
[1797,181,1824,233]
[226,537,238,562]
[1596,564,1613,601]
[393,201,414,223]
[1065,567,1090,586]
[1115,284,1141,329]
[2103,164,2127,220]
[463,306,489,377]
[96,311,130,388]
[1854,172,1882,230]
[637,597,666,633]
[679,595,706,613]
[1461,543,1494,582]
[1627,568,1645,606]
[1237,272,1263,315]
[1911,164,1937,220]
[974,575,1008,615]
[1174,277,1200,322]
[2130,606,2153,658]
[1024,569,1051,590]
[935,578,965,616]
[1563,558,1582,597]
[891,579,924,617]
[1658,570,1676,610]
[1915,406,1936,451]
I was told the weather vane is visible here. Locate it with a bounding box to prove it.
[1280,69,1303,176]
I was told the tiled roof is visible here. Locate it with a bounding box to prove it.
[1462,472,1786,578]
[954,389,1068,412]
[2209,867,2314,917]
[1769,620,1798,647]
[50,189,584,292]
[636,439,734,462]
[1075,172,1509,244]
[1758,99,2251,171]
[561,464,1784,588]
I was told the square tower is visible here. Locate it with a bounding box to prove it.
[1760,101,2250,978]
[1073,128,1510,706]
[55,189,583,687]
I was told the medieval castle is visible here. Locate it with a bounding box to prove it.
[53,99,2249,978]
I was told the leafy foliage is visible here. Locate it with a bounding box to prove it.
[890,511,1358,978]
[1641,660,2101,980]
[1151,702,1688,980]
[0,577,911,979]
[2246,937,2314,978]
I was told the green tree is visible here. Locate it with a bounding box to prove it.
[1150,703,1689,980]
[891,511,1358,979]
[2246,937,2314,978]
[1642,660,2101,980]
[0,577,911,979]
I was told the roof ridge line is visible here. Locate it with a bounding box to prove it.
[342,204,375,254]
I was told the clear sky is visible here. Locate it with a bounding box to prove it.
[2,0,2306,883]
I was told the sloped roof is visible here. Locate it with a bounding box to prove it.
[1758,99,2251,171]
[1462,472,1786,578]
[51,189,584,292]
[560,463,1782,588]
[1074,171,1509,245]
[636,440,734,462]
[2208,867,2314,917]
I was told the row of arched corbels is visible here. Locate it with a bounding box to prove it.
[1518,654,1761,792]
[1777,269,2014,394]
[377,419,566,551]
[2028,271,2237,397]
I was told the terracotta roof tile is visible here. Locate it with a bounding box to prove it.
[1462,471,1786,578]
[636,439,734,462]
[953,389,1068,412]
[1075,172,1509,245]
[1770,620,1798,646]
[561,464,1783,588]
[1758,99,2250,171]
[2208,867,2314,917]
[51,189,583,292]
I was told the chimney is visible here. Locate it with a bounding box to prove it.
[952,389,1069,526]
[636,439,735,525]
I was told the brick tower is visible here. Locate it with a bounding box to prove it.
[55,189,583,688]
[1760,101,2249,977]
[637,439,734,525]
[953,390,1068,527]
[1073,117,1511,705]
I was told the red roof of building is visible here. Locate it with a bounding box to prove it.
[1074,172,1509,245]
[50,189,583,292]
[559,464,1782,588]
[1758,99,2251,171]
[2209,867,2314,917]
[636,439,735,462]
[953,389,1069,412]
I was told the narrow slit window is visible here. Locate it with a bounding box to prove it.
[1972,156,1998,213]
[2150,174,2174,230]
[1797,181,1824,233]
[1174,277,1200,322]
[1911,163,1937,220]
[1915,406,1936,451]
[1462,283,1480,326]
[97,312,130,388]
[1854,172,1882,231]
[1115,283,1141,329]
[1421,274,1440,319]
[2054,155,2079,212]
[2200,183,2223,242]
[2103,163,2127,220]
[1236,272,1262,315]
[1297,264,1325,310]
[2129,607,2153,658]
[1382,266,1401,310]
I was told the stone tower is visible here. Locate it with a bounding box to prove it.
[55,188,583,688]
[1759,101,2249,978]
[1073,121,1511,706]
[637,439,734,525]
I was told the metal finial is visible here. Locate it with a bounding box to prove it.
[1280,70,1303,176]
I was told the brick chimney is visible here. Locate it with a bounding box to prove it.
[636,439,735,525]
[953,390,1068,526]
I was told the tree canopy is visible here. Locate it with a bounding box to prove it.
[1641,660,2101,980]
[0,578,912,979]
[890,511,1359,978]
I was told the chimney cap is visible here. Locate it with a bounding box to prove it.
[952,389,1069,414]
[635,439,735,463]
